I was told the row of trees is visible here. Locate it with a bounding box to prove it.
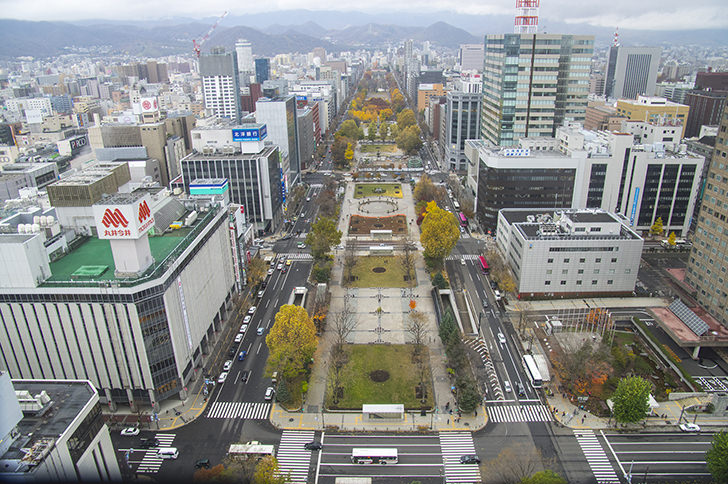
[193,455,287,483]
[437,310,480,413]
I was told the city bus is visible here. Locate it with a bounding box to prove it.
[478,256,490,274]
[458,212,468,227]
[522,355,543,388]
[351,448,398,465]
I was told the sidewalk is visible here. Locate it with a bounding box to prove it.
[270,404,488,432]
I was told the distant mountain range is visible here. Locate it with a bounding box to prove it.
[0,10,726,60]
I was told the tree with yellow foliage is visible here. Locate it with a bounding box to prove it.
[344,143,354,164]
[667,231,677,246]
[266,305,318,381]
[253,456,288,484]
[420,201,460,264]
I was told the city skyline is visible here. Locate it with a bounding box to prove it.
[0,0,726,31]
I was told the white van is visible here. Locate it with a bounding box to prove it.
[157,447,179,459]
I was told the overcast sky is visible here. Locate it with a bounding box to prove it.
[1,0,725,30]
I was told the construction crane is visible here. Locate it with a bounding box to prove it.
[193,11,228,58]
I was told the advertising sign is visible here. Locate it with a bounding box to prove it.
[69,136,87,151]
[630,187,640,226]
[140,97,159,113]
[232,125,268,142]
[93,196,155,239]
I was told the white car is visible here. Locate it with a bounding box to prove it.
[257,290,265,298]
[498,333,506,345]
[264,387,275,401]
[218,372,228,383]
[239,324,248,333]
[297,242,306,249]
[503,381,512,393]
[679,423,700,432]
[257,326,265,336]
[243,315,252,324]
[121,427,140,436]
[234,334,243,343]
[223,360,233,371]
[248,306,257,315]
[267,268,274,276]
[276,263,284,270]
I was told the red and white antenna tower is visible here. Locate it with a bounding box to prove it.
[612,27,620,47]
[514,0,539,34]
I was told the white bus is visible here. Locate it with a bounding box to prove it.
[522,355,543,388]
[228,441,275,459]
[351,448,398,465]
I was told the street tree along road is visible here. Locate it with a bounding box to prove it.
[305,216,342,261]
[266,304,318,382]
[612,376,651,424]
[420,201,460,263]
[706,430,728,484]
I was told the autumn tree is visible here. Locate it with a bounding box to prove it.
[266,305,318,381]
[288,184,306,212]
[460,198,475,220]
[367,121,377,141]
[390,88,405,113]
[396,125,422,154]
[482,443,547,484]
[706,430,728,483]
[612,376,651,424]
[305,216,342,261]
[397,108,416,130]
[667,231,677,246]
[420,201,460,265]
[247,257,268,288]
[331,135,352,168]
[413,174,438,203]
[344,142,354,165]
[253,455,288,484]
[650,216,664,236]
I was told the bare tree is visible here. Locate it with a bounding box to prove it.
[343,245,357,286]
[331,297,358,351]
[482,443,548,484]
[406,310,428,355]
[399,236,417,283]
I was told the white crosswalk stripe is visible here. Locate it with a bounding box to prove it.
[463,338,503,400]
[574,430,620,483]
[136,433,175,474]
[695,376,728,392]
[446,254,480,261]
[206,401,271,420]
[276,430,315,484]
[486,404,553,423]
[439,432,482,483]
[277,253,313,260]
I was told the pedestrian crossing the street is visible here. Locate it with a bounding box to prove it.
[206,401,271,420]
[136,433,175,474]
[445,254,480,261]
[486,403,553,423]
[278,253,313,260]
[276,430,315,484]
[574,430,620,484]
[439,431,482,483]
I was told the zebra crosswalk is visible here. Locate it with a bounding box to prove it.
[276,430,315,484]
[439,431,482,483]
[278,253,313,260]
[486,403,553,423]
[574,430,620,483]
[463,338,503,400]
[136,433,175,474]
[445,254,480,261]
[206,401,271,420]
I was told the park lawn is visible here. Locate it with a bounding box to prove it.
[327,344,434,410]
[360,144,398,154]
[349,255,413,288]
[353,183,403,199]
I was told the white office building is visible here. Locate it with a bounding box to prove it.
[0,373,121,481]
[235,39,254,86]
[605,45,661,100]
[459,44,484,72]
[496,208,643,298]
[0,190,236,410]
[200,48,242,124]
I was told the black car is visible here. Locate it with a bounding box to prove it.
[194,459,210,469]
[304,441,323,450]
[459,454,481,464]
[490,281,498,290]
[228,348,236,358]
[241,370,250,383]
[139,438,159,449]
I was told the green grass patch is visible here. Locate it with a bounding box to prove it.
[327,344,434,410]
[348,255,413,288]
[360,144,398,154]
[354,183,403,199]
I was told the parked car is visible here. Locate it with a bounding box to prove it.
[121,427,139,436]
[304,441,323,450]
[243,315,251,324]
[223,360,233,371]
[240,324,248,333]
[217,372,228,383]
[264,387,275,401]
[257,290,264,298]
[248,306,257,315]
[267,268,274,276]
[459,455,481,464]
[234,334,243,343]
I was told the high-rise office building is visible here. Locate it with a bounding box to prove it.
[480,34,593,147]
[686,109,728,326]
[255,58,270,84]
[443,76,482,172]
[235,39,254,86]
[256,96,300,186]
[459,44,485,72]
[200,48,242,124]
[605,45,661,100]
